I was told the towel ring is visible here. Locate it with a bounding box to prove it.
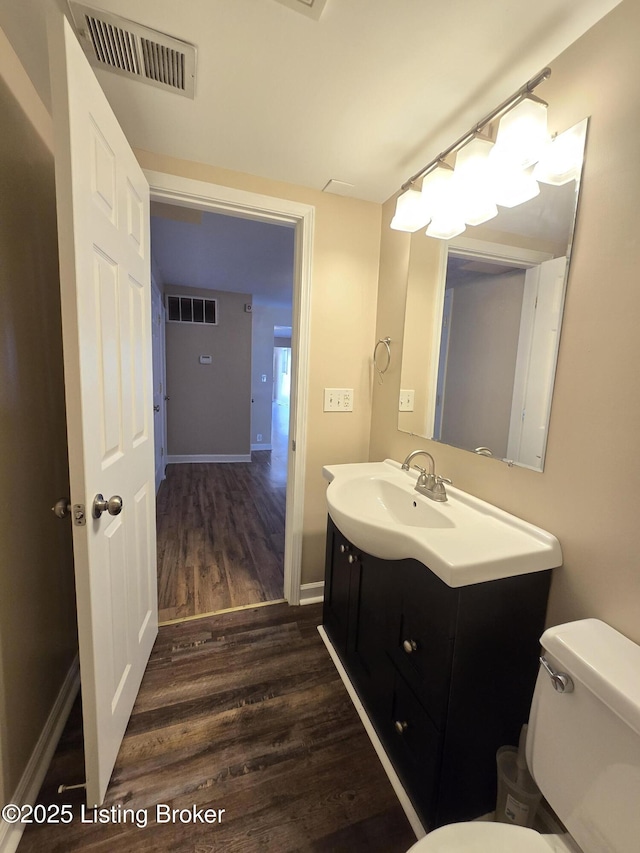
[374,337,391,384]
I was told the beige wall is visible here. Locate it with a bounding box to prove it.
[135,148,382,584]
[251,303,292,447]
[0,31,77,802]
[165,286,252,456]
[370,0,640,644]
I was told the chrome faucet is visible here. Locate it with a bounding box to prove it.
[401,450,451,502]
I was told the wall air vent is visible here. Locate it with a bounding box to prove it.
[69,3,196,98]
[166,295,217,325]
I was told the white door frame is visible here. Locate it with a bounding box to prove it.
[144,170,314,606]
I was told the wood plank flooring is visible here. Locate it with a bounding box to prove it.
[18,603,416,853]
[157,452,286,622]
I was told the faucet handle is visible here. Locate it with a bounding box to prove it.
[413,465,429,486]
[431,475,452,502]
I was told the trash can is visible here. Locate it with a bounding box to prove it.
[495,745,542,828]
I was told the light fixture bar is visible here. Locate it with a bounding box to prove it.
[400,67,551,192]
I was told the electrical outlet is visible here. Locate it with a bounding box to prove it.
[323,388,354,412]
[399,389,415,411]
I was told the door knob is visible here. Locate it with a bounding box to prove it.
[92,494,124,519]
[52,498,71,519]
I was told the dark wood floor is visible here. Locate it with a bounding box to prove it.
[18,603,416,853]
[157,451,287,622]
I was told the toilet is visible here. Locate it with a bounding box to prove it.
[408,618,640,853]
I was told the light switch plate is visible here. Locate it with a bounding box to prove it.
[399,389,415,411]
[324,388,354,412]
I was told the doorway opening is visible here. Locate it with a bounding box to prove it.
[146,172,314,622]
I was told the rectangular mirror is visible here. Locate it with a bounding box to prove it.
[398,118,588,471]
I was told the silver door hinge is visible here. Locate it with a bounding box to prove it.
[292,439,296,451]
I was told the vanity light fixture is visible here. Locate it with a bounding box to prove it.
[491,94,549,169]
[390,186,431,231]
[422,164,467,239]
[391,68,552,238]
[453,135,498,227]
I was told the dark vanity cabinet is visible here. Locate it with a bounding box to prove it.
[322,516,552,829]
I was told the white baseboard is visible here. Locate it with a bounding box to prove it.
[0,655,80,853]
[317,625,425,841]
[251,443,273,451]
[166,454,251,464]
[299,581,324,605]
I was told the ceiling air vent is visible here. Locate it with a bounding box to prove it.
[272,0,328,21]
[69,3,196,98]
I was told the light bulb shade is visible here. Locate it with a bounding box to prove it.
[453,136,498,227]
[390,187,431,231]
[534,124,585,186]
[426,216,466,240]
[420,164,458,221]
[491,162,540,208]
[493,96,550,169]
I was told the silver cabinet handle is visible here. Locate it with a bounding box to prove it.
[394,720,408,735]
[403,639,418,654]
[347,554,359,564]
[92,494,124,519]
[153,404,160,412]
[339,544,350,554]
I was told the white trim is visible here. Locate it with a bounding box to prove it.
[0,656,80,853]
[145,170,314,609]
[449,236,552,267]
[299,581,324,605]
[424,241,448,439]
[251,443,273,451]
[166,454,251,464]
[317,626,424,841]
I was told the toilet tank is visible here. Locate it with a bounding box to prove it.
[526,619,640,853]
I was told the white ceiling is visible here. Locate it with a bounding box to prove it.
[0,0,622,203]
[151,202,295,305]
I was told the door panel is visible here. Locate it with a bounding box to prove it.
[48,14,158,806]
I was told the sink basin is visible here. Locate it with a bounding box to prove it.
[345,476,455,529]
[323,459,562,587]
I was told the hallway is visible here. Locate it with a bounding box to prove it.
[156,402,290,622]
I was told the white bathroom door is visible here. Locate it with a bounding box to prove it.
[49,14,158,806]
[508,256,567,468]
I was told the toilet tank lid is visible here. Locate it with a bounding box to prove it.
[542,619,640,737]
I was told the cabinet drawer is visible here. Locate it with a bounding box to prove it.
[386,675,442,827]
[392,635,453,729]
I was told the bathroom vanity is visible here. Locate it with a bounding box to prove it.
[321,461,561,829]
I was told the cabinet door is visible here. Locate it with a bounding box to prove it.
[322,519,356,657]
[348,552,402,721]
[392,559,457,729]
[387,674,442,828]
